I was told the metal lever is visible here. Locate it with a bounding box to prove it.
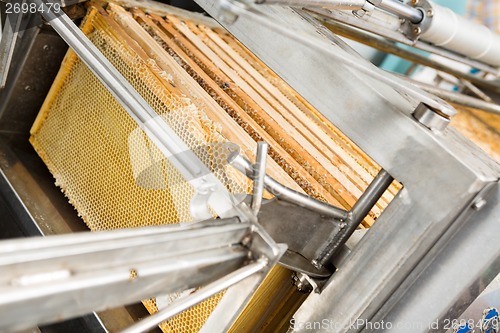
[313,168,393,267]
[121,258,269,333]
[251,141,268,215]
[0,218,284,332]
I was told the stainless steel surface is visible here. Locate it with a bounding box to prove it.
[33,0,237,219]
[449,273,500,333]
[228,151,349,220]
[257,198,341,278]
[0,219,255,332]
[256,0,366,9]
[251,141,268,214]
[412,102,450,132]
[368,181,500,333]
[370,0,423,23]
[0,28,65,134]
[314,169,393,267]
[194,1,500,332]
[121,258,268,333]
[0,1,25,88]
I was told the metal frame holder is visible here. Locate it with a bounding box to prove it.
[0,217,284,332]
[194,1,500,331]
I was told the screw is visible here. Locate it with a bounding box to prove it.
[24,85,32,91]
[413,27,422,35]
[427,9,434,17]
[292,273,313,293]
[472,198,487,211]
[241,235,252,247]
[43,44,50,51]
[352,9,366,18]
[411,0,419,5]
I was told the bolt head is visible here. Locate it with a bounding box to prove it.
[472,199,487,211]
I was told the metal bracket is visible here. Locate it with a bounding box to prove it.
[229,144,393,281]
[0,217,284,332]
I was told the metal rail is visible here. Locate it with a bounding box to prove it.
[0,219,264,332]
[370,0,423,23]
[121,258,269,333]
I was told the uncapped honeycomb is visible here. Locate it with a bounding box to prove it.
[31,3,400,332]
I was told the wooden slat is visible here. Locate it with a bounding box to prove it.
[104,3,304,193]
[153,13,358,211]
[165,15,374,218]
[130,9,343,207]
[218,33,389,181]
[197,24,396,208]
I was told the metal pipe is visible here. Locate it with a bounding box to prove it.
[251,142,268,214]
[420,1,500,67]
[309,7,499,76]
[317,15,500,95]
[394,74,500,116]
[120,258,268,333]
[228,152,349,220]
[256,0,366,10]
[314,169,393,266]
[370,0,423,23]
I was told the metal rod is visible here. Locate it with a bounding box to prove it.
[120,258,268,333]
[394,74,500,116]
[228,152,349,220]
[0,2,25,88]
[458,79,493,103]
[257,0,366,10]
[371,0,423,23]
[314,169,393,266]
[251,142,268,214]
[319,16,500,96]
[309,7,499,75]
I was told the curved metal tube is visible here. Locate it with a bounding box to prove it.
[228,152,349,220]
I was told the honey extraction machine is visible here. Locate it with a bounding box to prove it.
[0,0,499,332]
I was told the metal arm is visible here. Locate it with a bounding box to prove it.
[0,218,283,332]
